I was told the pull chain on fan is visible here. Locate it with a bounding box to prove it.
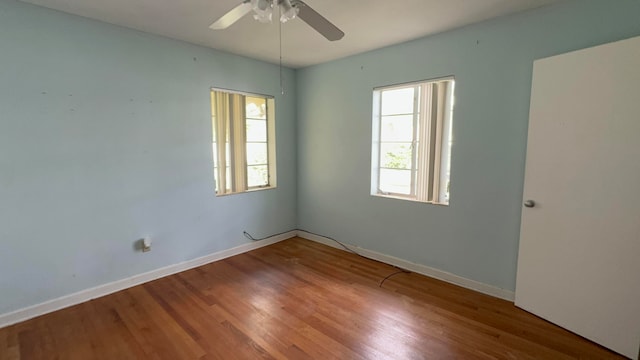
[279,4,284,95]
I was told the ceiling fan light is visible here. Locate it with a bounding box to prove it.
[279,0,299,23]
[253,11,273,23]
[251,0,274,23]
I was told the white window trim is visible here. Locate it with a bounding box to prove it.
[371,76,454,205]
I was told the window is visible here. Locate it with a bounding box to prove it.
[211,88,276,195]
[371,78,454,205]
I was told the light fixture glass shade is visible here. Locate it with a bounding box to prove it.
[251,0,273,23]
[279,0,299,23]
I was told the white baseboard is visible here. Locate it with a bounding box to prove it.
[0,231,296,329]
[297,230,515,301]
[0,229,514,329]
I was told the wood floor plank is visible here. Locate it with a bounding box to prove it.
[0,326,20,360]
[80,300,146,360]
[193,260,364,359]
[0,237,625,359]
[146,276,277,360]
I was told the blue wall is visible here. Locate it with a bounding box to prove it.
[296,0,640,291]
[2,0,640,317]
[0,0,297,315]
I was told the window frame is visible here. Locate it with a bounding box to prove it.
[371,77,455,205]
[211,87,277,196]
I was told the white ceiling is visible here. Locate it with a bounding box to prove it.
[20,0,562,68]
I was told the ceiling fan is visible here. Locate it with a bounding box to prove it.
[209,0,344,41]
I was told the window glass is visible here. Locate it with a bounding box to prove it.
[381,87,414,115]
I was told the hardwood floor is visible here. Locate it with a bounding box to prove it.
[0,237,623,359]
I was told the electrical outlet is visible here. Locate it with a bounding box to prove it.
[141,237,151,252]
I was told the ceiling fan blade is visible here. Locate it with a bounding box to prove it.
[296,1,344,41]
[209,0,253,30]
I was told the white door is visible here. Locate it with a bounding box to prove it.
[516,36,640,360]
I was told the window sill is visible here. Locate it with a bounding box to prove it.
[215,185,277,197]
[371,193,449,206]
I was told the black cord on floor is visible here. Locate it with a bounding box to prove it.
[244,228,359,255]
[297,228,359,255]
[243,229,412,288]
[378,269,411,287]
[243,230,294,241]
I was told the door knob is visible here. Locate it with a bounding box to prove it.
[524,200,536,208]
